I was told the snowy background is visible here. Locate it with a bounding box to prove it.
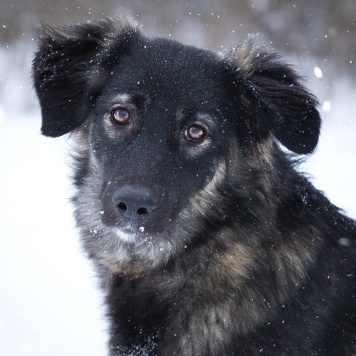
[0,1,355,355]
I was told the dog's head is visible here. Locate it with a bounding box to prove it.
[33,18,321,273]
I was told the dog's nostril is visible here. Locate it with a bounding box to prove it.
[137,207,148,215]
[118,202,127,212]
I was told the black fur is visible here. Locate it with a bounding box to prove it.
[33,18,356,355]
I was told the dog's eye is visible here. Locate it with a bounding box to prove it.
[112,108,131,125]
[185,124,206,142]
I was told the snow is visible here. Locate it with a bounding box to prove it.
[322,101,331,112]
[0,114,108,355]
[0,47,355,356]
[306,121,356,217]
[314,66,323,79]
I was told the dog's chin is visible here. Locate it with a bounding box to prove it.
[116,227,139,243]
[98,226,172,276]
[115,224,153,243]
[109,216,172,244]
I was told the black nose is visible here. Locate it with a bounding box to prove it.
[112,186,157,221]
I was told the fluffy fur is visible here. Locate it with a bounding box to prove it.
[33,18,356,355]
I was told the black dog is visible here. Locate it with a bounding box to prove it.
[33,18,356,355]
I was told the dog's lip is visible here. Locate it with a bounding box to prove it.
[115,227,138,243]
[116,224,147,236]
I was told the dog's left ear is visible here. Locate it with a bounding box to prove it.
[228,42,321,154]
[32,18,140,137]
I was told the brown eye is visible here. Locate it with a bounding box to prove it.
[112,108,131,125]
[185,124,206,142]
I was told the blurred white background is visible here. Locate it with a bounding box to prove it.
[0,1,355,355]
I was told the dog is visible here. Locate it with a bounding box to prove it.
[32,18,356,355]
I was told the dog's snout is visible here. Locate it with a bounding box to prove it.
[112,186,157,221]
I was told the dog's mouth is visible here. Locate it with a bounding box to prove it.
[101,210,169,240]
[100,198,176,242]
[115,224,149,243]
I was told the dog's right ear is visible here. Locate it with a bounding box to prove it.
[32,18,140,137]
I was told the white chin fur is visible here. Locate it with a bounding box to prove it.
[116,228,138,242]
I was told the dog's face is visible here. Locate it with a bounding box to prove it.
[33,19,321,273]
[90,38,233,243]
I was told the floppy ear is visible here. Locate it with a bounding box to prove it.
[32,18,140,137]
[228,41,321,154]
